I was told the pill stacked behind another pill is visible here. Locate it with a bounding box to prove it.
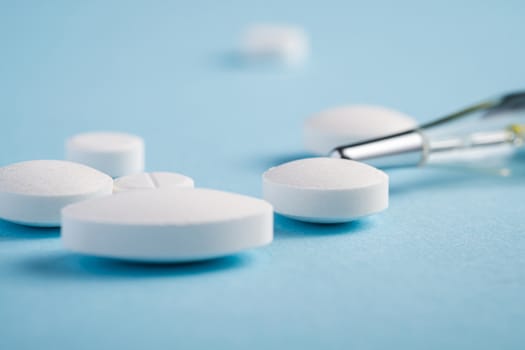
[66,131,145,178]
[258,103,416,223]
[304,105,417,155]
[113,172,194,193]
[0,160,113,226]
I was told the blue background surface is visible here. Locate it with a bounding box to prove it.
[1,1,524,348]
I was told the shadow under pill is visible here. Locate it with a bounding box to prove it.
[274,214,373,239]
[19,252,251,280]
[215,51,247,69]
[0,219,60,241]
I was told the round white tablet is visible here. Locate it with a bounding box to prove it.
[113,172,194,193]
[304,105,417,155]
[262,157,388,223]
[62,188,274,262]
[0,160,113,227]
[240,24,309,65]
[66,131,144,177]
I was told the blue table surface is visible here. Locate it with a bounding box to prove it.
[1,1,524,349]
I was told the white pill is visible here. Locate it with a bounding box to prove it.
[240,24,309,65]
[304,105,417,155]
[62,188,274,262]
[0,160,113,227]
[263,157,388,223]
[113,172,194,193]
[66,131,144,177]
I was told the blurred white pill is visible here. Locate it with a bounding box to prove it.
[113,172,194,193]
[62,188,273,262]
[240,24,309,65]
[304,105,417,155]
[66,131,144,177]
[263,157,388,223]
[0,160,113,227]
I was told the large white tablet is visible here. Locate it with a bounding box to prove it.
[113,172,194,193]
[0,160,113,227]
[66,131,144,177]
[304,105,417,155]
[62,188,274,262]
[262,157,388,223]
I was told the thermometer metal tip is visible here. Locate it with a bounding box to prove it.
[330,129,428,168]
[329,91,525,169]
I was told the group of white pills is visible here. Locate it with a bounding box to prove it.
[0,103,415,262]
[0,131,273,262]
[0,26,419,263]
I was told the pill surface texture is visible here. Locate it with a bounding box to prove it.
[304,105,417,155]
[0,160,113,227]
[62,188,274,262]
[66,131,144,177]
[262,158,388,223]
[240,24,309,65]
[113,172,194,193]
